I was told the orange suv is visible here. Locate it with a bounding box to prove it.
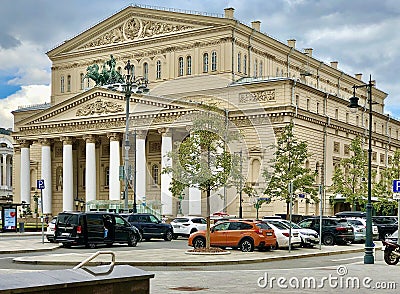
[188,220,276,252]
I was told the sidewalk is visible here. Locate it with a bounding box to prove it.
[12,241,380,266]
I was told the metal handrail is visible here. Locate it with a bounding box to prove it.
[73,251,115,270]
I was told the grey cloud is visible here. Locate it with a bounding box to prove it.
[0,33,21,49]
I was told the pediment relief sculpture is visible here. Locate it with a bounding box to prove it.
[76,98,123,116]
[81,17,194,49]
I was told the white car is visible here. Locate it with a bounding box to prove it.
[46,217,57,242]
[278,219,319,247]
[346,217,379,240]
[263,220,302,249]
[171,216,207,239]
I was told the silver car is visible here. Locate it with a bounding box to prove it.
[279,219,319,247]
[346,219,366,243]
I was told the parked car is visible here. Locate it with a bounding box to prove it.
[124,213,174,241]
[345,219,366,243]
[188,220,276,252]
[262,220,302,249]
[170,216,207,239]
[335,211,366,218]
[385,230,398,244]
[45,216,57,242]
[346,217,379,240]
[54,212,140,248]
[372,216,398,240]
[298,217,354,246]
[272,219,319,247]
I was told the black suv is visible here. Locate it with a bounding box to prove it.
[298,217,354,245]
[372,216,398,240]
[54,212,141,248]
[123,213,174,241]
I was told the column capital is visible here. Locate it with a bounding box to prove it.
[60,136,74,145]
[83,134,97,144]
[14,146,21,154]
[136,130,147,140]
[158,127,172,137]
[107,132,122,142]
[38,138,52,146]
[18,139,32,148]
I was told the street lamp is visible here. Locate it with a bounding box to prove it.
[122,60,149,213]
[348,75,375,264]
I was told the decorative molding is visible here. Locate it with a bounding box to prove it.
[19,140,32,148]
[61,136,74,145]
[239,90,275,104]
[81,18,194,50]
[76,98,124,116]
[39,138,52,146]
[107,132,122,142]
[83,134,97,144]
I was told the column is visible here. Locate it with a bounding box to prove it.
[189,132,202,215]
[2,154,6,187]
[108,133,121,201]
[40,139,52,214]
[20,140,31,204]
[136,131,147,203]
[61,137,74,211]
[159,128,173,216]
[84,135,97,202]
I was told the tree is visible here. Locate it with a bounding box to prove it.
[263,122,318,218]
[163,110,241,249]
[330,137,368,211]
[372,150,400,215]
[243,185,270,219]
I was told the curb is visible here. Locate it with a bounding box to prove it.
[13,246,379,267]
[1,245,61,255]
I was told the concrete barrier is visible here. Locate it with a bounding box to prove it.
[0,265,154,294]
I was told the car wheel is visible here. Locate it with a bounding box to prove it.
[164,230,173,241]
[384,249,400,265]
[128,233,138,247]
[239,238,254,252]
[85,243,96,249]
[193,237,206,249]
[322,234,335,246]
[62,243,71,248]
[172,234,178,240]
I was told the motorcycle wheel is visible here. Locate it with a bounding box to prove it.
[384,249,400,265]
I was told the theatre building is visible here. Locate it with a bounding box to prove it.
[11,5,399,218]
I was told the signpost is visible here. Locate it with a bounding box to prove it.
[37,179,45,244]
[392,180,400,245]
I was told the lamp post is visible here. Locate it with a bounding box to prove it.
[122,60,149,213]
[348,75,375,264]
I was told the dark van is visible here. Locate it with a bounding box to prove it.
[54,212,141,248]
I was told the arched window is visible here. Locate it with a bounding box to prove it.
[156,60,162,79]
[152,164,159,185]
[60,76,65,93]
[243,54,247,75]
[254,59,258,77]
[186,56,192,75]
[105,167,110,187]
[80,73,84,90]
[203,53,209,73]
[178,57,184,76]
[259,61,263,77]
[211,51,217,71]
[143,62,148,80]
[306,99,310,111]
[67,75,71,92]
[237,52,241,73]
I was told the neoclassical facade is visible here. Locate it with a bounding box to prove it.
[12,5,399,217]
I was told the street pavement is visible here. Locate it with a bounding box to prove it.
[1,233,400,293]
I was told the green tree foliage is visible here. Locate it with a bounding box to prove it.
[163,111,242,248]
[263,122,318,217]
[372,150,400,214]
[330,137,368,210]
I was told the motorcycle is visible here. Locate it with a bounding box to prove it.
[382,240,400,265]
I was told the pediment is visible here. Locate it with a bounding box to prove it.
[49,6,222,55]
[20,88,185,127]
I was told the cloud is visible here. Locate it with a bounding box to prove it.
[0,32,21,49]
[0,85,50,129]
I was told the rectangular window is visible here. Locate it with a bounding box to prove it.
[237,53,241,73]
[186,56,192,75]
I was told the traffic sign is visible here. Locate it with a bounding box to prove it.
[393,180,400,193]
[37,179,45,189]
[393,193,400,200]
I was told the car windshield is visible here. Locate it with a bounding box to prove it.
[280,220,301,229]
[57,214,78,225]
[256,223,271,230]
[347,219,363,226]
[268,221,288,230]
[172,218,189,223]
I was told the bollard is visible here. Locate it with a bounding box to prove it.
[19,222,25,233]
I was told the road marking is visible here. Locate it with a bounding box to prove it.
[331,256,363,262]
[0,256,15,260]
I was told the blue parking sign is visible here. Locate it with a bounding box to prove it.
[392,180,400,193]
[37,179,45,189]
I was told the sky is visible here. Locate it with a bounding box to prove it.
[0,0,399,130]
